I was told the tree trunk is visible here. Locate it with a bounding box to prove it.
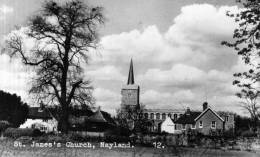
[59,108,69,134]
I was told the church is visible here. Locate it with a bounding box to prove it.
[120,59,185,132]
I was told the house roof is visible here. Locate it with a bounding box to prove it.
[175,111,201,124]
[87,110,116,126]
[194,107,224,122]
[28,107,52,119]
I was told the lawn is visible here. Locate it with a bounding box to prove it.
[0,139,259,157]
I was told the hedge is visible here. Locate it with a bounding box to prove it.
[4,127,42,138]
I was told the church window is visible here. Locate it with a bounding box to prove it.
[156,113,160,120]
[174,124,177,130]
[174,114,177,120]
[144,113,148,119]
[182,124,186,130]
[150,113,154,119]
[162,113,166,120]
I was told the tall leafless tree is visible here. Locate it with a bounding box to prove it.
[3,0,104,133]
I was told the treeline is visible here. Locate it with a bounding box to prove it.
[0,90,28,127]
[235,114,260,136]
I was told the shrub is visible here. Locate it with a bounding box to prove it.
[241,130,257,137]
[4,128,42,138]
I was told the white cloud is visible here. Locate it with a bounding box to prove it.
[138,64,206,87]
[141,89,195,109]
[0,5,13,20]
[93,88,121,115]
[87,65,124,81]
[0,5,13,15]
[0,54,31,101]
[1,3,246,115]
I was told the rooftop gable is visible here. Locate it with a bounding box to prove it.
[175,111,201,124]
[28,107,52,119]
[194,107,224,122]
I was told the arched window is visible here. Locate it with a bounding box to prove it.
[162,113,166,120]
[156,113,160,120]
[150,113,154,119]
[144,113,148,119]
[174,114,177,120]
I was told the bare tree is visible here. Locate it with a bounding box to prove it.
[237,91,260,131]
[3,0,104,133]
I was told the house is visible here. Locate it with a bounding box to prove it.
[69,107,117,137]
[174,108,201,132]
[20,103,58,133]
[161,116,181,134]
[173,102,235,135]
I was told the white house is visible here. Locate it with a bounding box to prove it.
[161,117,181,134]
[20,106,58,133]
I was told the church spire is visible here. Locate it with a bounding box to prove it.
[127,58,135,85]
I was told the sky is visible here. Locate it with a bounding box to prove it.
[0,0,249,115]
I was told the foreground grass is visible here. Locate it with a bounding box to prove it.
[0,138,259,157]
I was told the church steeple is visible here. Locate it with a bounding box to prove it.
[127,58,135,85]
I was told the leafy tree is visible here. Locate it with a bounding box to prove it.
[0,90,28,127]
[116,105,151,134]
[3,0,104,133]
[222,0,260,130]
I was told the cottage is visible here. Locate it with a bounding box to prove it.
[173,102,234,135]
[174,108,201,132]
[69,107,117,137]
[161,117,181,134]
[20,104,58,133]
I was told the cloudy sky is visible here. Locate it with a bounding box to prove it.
[0,0,249,115]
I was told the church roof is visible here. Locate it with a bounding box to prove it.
[127,58,135,85]
[28,107,52,120]
[87,109,116,125]
[144,108,184,113]
[175,111,201,124]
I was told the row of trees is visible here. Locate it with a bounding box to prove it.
[0,90,28,127]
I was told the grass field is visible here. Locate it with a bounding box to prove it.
[0,139,259,157]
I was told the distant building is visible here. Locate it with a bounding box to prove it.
[20,103,58,133]
[120,59,185,132]
[143,109,184,132]
[161,116,181,134]
[121,59,140,111]
[120,59,235,135]
[174,102,235,135]
[69,107,117,137]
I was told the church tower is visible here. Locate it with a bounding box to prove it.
[121,59,140,110]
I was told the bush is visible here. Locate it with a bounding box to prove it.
[4,128,42,138]
[241,130,257,137]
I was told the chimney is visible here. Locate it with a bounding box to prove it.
[203,102,208,111]
[186,107,191,115]
[39,101,45,112]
